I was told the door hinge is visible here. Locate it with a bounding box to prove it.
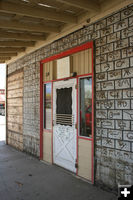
[75,163,78,168]
[75,123,78,129]
[75,84,78,89]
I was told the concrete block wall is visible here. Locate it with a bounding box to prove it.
[7,4,133,189]
[8,57,41,156]
[95,6,133,189]
[23,61,40,156]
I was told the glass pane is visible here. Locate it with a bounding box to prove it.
[56,87,72,126]
[44,83,52,129]
[79,77,92,137]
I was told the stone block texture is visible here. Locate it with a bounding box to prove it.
[7,4,133,189]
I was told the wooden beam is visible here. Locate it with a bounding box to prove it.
[0,41,35,47]
[0,1,77,24]
[0,31,46,41]
[56,0,100,11]
[0,60,5,63]
[0,53,17,57]
[0,57,11,60]
[0,47,25,53]
[0,19,59,33]
[12,15,22,21]
[29,0,63,8]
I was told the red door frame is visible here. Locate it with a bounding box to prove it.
[40,41,94,183]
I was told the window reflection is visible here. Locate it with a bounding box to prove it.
[44,83,52,129]
[79,77,92,137]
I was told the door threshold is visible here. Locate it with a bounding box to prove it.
[53,163,75,175]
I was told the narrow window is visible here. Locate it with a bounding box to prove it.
[79,77,92,137]
[44,83,52,129]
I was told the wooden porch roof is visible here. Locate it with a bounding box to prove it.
[0,0,132,63]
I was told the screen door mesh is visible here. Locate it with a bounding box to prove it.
[56,87,73,126]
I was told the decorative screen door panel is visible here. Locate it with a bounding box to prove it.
[53,79,77,173]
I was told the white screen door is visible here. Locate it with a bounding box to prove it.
[53,78,77,173]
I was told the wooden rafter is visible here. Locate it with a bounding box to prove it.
[29,0,64,8]
[12,15,22,21]
[28,0,75,13]
[0,31,46,41]
[56,0,100,11]
[0,20,59,33]
[0,53,17,57]
[0,1,77,24]
[0,47,25,53]
[0,56,11,60]
[0,41,35,47]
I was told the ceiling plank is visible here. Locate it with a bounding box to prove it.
[0,41,35,47]
[30,0,72,12]
[0,47,25,53]
[29,0,63,8]
[56,0,100,11]
[0,1,77,24]
[0,53,17,57]
[0,56,11,60]
[12,14,22,21]
[0,31,46,41]
[0,19,59,33]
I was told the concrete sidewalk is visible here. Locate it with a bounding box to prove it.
[0,141,116,200]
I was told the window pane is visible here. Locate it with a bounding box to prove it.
[79,77,92,137]
[44,83,52,129]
